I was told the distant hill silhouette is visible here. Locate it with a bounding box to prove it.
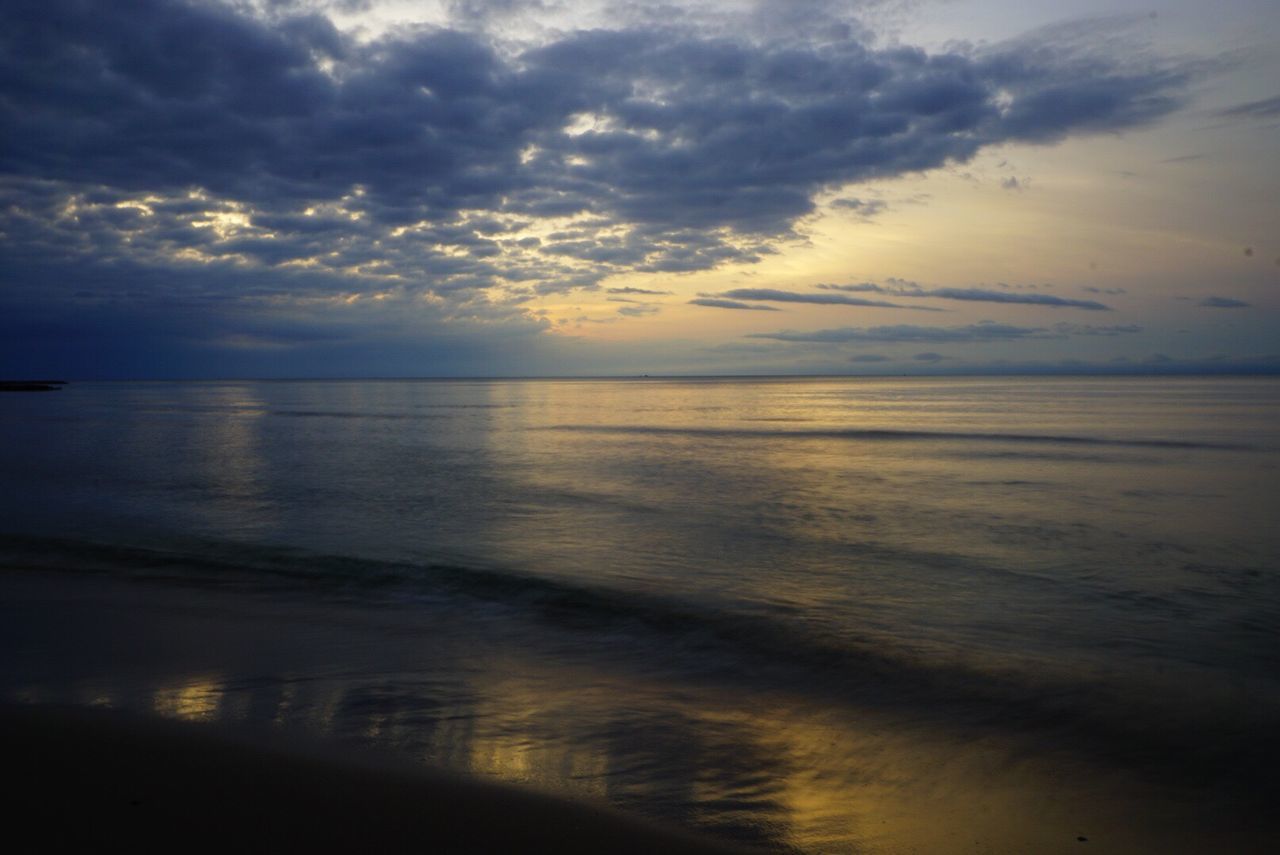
[0,380,67,392]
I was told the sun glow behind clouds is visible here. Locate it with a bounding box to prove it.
[0,0,1276,376]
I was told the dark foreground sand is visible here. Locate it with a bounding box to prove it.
[1,704,755,853]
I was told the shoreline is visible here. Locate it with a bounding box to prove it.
[1,702,755,853]
[4,555,1280,853]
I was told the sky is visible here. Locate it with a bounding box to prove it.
[2,0,1277,378]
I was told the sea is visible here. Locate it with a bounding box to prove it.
[2,376,1278,852]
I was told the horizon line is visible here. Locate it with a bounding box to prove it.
[19,369,1280,383]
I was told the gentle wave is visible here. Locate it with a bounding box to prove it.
[5,533,1278,795]
[539,425,1254,450]
[0,535,1033,687]
[0,535,1226,690]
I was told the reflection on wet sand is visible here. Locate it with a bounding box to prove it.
[4,644,1258,854]
[124,670,805,848]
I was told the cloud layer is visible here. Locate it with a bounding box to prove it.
[818,282,1112,310]
[747,322,1048,344]
[0,0,1199,373]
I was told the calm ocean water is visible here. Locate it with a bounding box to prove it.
[3,377,1278,851]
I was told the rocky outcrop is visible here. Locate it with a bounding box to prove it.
[0,380,68,391]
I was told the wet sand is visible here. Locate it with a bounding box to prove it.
[4,567,1278,853]
[1,703,753,853]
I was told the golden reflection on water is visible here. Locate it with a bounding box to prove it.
[193,387,272,528]
[152,676,225,721]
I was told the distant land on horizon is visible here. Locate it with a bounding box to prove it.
[24,367,1280,383]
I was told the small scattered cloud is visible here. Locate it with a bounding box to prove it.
[817,282,886,293]
[608,287,673,295]
[1214,95,1280,120]
[831,197,889,219]
[1052,323,1142,336]
[711,288,924,310]
[748,322,1045,344]
[819,282,1109,310]
[689,298,780,311]
[924,287,1107,310]
[616,303,660,317]
[1198,296,1251,308]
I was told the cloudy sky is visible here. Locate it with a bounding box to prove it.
[2,0,1277,377]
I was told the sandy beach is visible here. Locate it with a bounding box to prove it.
[2,702,754,853]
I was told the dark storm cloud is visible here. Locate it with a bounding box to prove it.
[1198,296,1251,308]
[2,1,1193,270]
[0,0,1196,372]
[520,28,1190,241]
[689,298,781,311]
[0,262,551,378]
[818,282,1111,309]
[265,1,375,12]
[974,15,1193,143]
